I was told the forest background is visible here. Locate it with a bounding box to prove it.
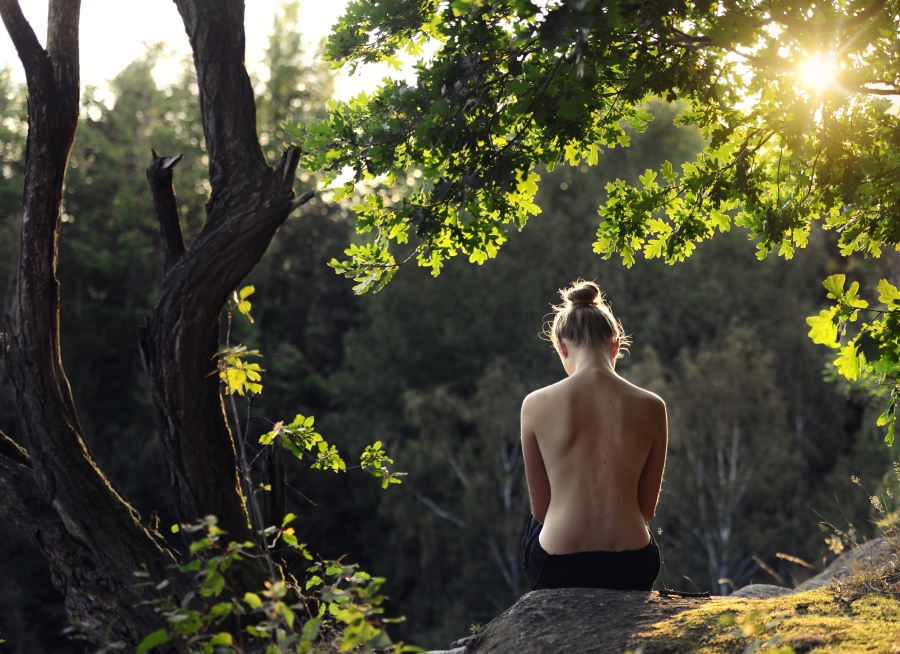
[0,3,896,652]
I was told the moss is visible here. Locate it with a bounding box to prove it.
[635,589,900,653]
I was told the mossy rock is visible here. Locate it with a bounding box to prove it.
[459,541,900,653]
[640,588,900,653]
[463,588,900,653]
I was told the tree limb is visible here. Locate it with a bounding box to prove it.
[291,189,315,211]
[0,0,46,83]
[147,149,186,274]
[173,0,267,210]
[408,488,466,528]
[48,0,80,102]
[0,450,181,642]
[262,434,286,561]
[0,429,30,468]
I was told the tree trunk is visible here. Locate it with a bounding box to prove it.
[0,0,187,643]
[0,0,312,644]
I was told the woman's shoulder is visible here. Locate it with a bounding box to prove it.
[521,378,567,413]
[615,376,667,417]
[618,375,665,404]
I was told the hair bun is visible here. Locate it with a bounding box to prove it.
[564,280,601,307]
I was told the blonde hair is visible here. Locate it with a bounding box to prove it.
[546,280,629,358]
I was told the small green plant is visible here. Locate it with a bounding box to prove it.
[467,621,483,636]
[218,287,404,486]
[130,516,423,653]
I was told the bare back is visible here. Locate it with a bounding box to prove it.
[521,368,667,554]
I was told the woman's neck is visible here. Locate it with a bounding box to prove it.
[569,345,616,375]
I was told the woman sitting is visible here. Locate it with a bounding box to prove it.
[521,280,667,591]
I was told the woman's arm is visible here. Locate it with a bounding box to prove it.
[637,397,668,522]
[521,394,551,522]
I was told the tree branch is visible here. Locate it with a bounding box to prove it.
[757,0,886,31]
[0,429,30,468]
[147,149,186,274]
[291,189,315,211]
[0,0,46,83]
[261,434,286,562]
[859,85,900,96]
[173,0,267,210]
[408,488,466,528]
[47,0,80,102]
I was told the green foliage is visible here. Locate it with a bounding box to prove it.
[218,345,265,397]
[294,0,900,288]
[218,286,265,396]
[222,283,403,485]
[127,517,423,654]
[360,442,406,489]
[260,413,347,473]
[805,274,900,444]
[288,0,900,284]
[236,285,256,323]
[290,0,672,289]
[135,630,170,654]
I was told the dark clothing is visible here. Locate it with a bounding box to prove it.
[521,514,660,591]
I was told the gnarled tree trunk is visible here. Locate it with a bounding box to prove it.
[0,0,311,644]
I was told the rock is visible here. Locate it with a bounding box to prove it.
[463,588,709,654]
[732,538,895,598]
[730,583,794,598]
[457,540,897,653]
[794,538,893,591]
[422,637,470,654]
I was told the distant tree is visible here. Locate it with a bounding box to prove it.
[297,0,900,440]
[629,330,799,594]
[402,360,531,599]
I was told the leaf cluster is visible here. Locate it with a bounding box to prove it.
[290,0,702,290]
[129,517,422,654]
[360,441,407,489]
[807,274,900,444]
[298,0,900,281]
[260,414,346,473]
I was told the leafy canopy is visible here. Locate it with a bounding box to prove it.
[292,0,899,283]
[291,0,900,440]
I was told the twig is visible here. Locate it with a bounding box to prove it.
[221,308,278,583]
[658,589,711,598]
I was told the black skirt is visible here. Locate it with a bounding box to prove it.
[521,515,660,591]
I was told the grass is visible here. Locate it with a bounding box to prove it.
[634,587,900,653]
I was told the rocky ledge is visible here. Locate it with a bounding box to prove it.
[463,588,705,654]
[424,539,895,654]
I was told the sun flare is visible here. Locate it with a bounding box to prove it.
[798,54,837,91]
